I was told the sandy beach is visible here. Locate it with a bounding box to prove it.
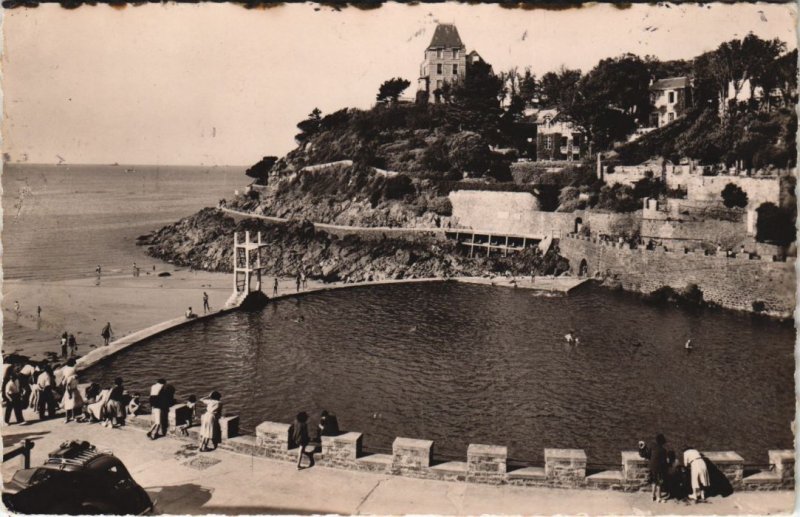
[2,269,327,362]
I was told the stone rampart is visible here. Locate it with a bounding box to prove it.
[558,234,795,318]
[686,175,781,208]
[640,218,748,248]
[447,191,631,238]
[125,411,794,492]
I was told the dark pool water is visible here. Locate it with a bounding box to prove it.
[83,282,795,465]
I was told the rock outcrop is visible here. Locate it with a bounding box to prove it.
[142,208,569,283]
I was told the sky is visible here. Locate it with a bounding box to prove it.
[2,2,797,166]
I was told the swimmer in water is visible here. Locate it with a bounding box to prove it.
[564,332,574,345]
[685,339,693,350]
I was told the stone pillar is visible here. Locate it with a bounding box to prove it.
[168,403,191,428]
[769,450,795,484]
[255,421,292,459]
[746,209,757,236]
[322,432,362,468]
[392,437,433,474]
[220,415,239,440]
[621,451,649,488]
[544,449,586,486]
[467,444,507,484]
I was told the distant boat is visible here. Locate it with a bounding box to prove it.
[125,168,135,173]
[111,162,119,166]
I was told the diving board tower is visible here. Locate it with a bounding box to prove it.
[231,230,269,302]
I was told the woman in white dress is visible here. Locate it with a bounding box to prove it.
[683,448,709,502]
[199,391,223,452]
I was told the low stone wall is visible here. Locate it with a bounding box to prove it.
[125,411,794,492]
[558,234,795,318]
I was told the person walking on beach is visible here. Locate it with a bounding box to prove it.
[199,391,223,452]
[96,265,102,276]
[37,305,41,319]
[301,271,307,290]
[293,411,314,469]
[203,292,210,314]
[68,333,78,356]
[101,322,113,346]
[13,301,20,320]
[61,332,69,358]
[273,278,279,297]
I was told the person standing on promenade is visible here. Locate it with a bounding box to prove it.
[199,391,223,451]
[36,364,57,421]
[147,379,165,439]
[293,411,314,469]
[273,278,279,297]
[101,322,113,346]
[301,271,307,290]
[683,447,710,502]
[203,292,210,314]
[644,434,669,502]
[61,366,83,424]
[295,273,301,293]
[3,371,26,425]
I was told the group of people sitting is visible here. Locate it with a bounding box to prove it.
[2,359,228,455]
[640,434,714,503]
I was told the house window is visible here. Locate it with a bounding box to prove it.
[452,49,458,59]
[561,136,568,147]
[668,112,675,122]
[452,64,458,75]
[668,91,675,104]
[437,63,443,75]
[545,136,553,150]
[437,49,443,59]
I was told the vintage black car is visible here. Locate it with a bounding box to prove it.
[3,440,153,515]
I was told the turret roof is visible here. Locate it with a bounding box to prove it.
[428,24,465,49]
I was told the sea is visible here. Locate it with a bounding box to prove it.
[2,163,246,281]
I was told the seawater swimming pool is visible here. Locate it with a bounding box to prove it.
[83,281,795,465]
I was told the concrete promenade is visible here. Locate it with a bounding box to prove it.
[2,414,793,515]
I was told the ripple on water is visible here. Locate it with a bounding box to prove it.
[83,282,795,465]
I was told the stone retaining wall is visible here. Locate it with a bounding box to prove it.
[558,234,795,318]
[125,411,795,492]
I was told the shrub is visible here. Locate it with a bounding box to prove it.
[721,183,749,208]
[756,202,796,246]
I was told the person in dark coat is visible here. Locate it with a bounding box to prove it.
[293,411,314,469]
[315,409,340,442]
[648,434,669,502]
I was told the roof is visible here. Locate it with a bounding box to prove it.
[534,109,560,123]
[428,24,465,49]
[651,76,689,90]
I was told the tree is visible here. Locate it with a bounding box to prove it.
[540,67,581,109]
[518,68,539,106]
[721,183,748,208]
[245,156,278,184]
[294,108,322,144]
[452,59,505,112]
[376,78,411,104]
[756,202,796,246]
[566,54,653,150]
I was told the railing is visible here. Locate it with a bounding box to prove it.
[3,438,34,469]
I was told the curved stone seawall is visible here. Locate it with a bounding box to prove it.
[558,234,796,318]
[124,410,795,492]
